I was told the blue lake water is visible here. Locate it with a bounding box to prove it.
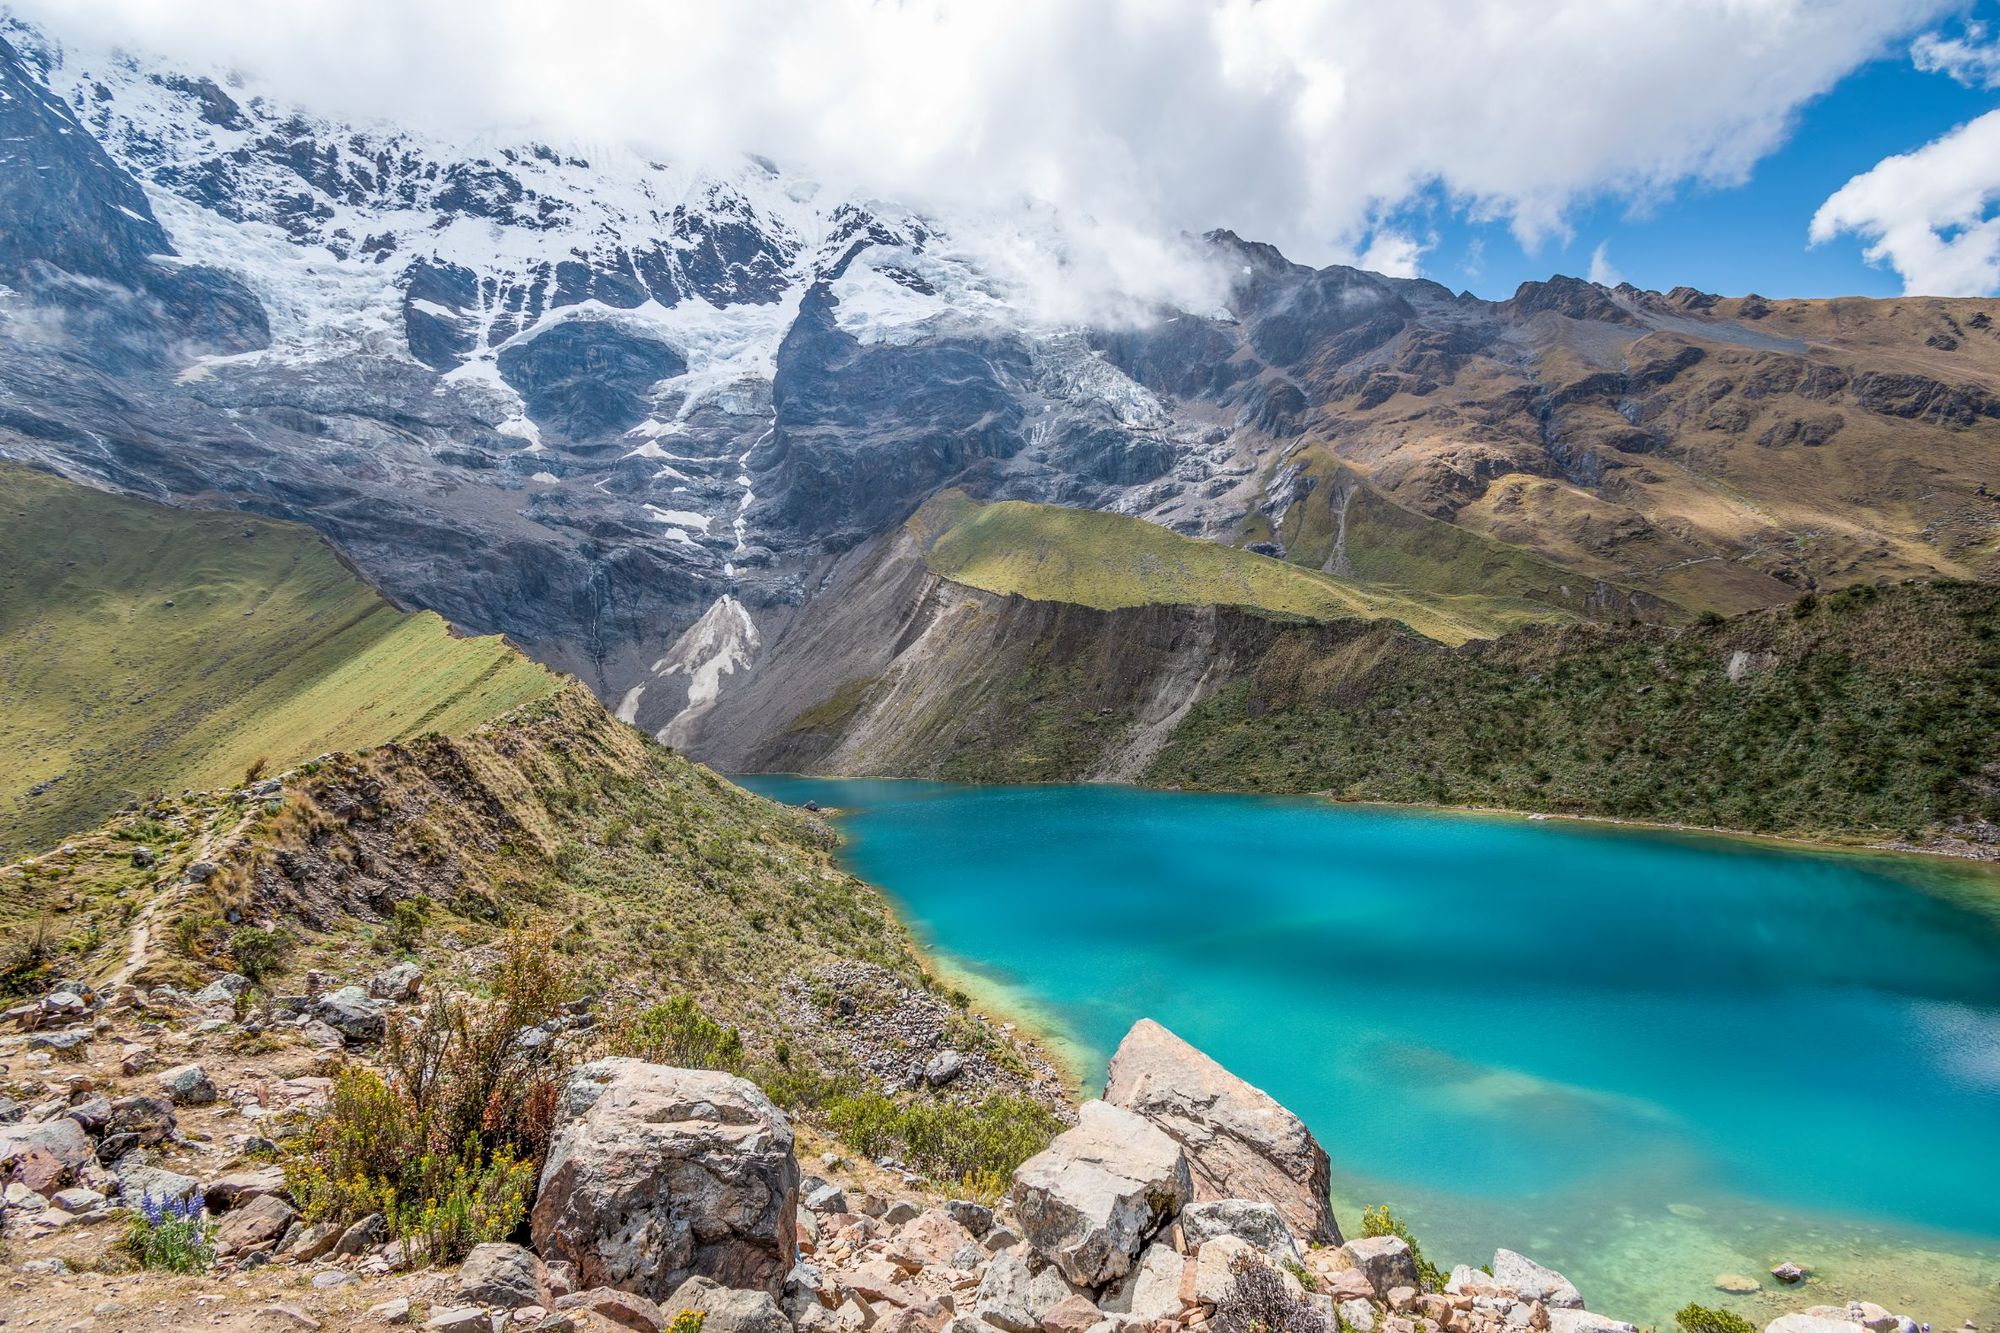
[738,777,2000,1323]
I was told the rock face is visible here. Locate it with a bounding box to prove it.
[1332,1237,1420,1300]
[1104,1019,1340,1246]
[1011,1099,1192,1287]
[1491,1250,1582,1309]
[531,1058,800,1302]
[457,1241,548,1309]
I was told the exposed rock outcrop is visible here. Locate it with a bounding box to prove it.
[531,1058,801,1302]
[1105,1018,1341,1245]
[1011,1099,1192,1286]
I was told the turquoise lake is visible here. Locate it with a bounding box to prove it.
[738,777,2000,1324]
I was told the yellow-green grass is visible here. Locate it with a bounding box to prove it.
[1268,452,1677,629]
[910,490,1515,645]
[0,464,556,854]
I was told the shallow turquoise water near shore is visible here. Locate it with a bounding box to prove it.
[739,777,2000,1324]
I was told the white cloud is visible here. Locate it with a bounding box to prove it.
[6,0,1954,276]
[1810,110,2000,297]
[1912,21,2000,88]
[1587,242,1623,287]
[1356,230,1432,280]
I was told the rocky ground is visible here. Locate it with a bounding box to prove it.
[0,959,1947,1333]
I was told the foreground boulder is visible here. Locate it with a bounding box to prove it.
[531,1058,800,1302]
[1104,1018,1340,1245]
[664,1275,793,1333]
[457,1241,548,1309]
[1492,1249,1582,1308]
[1012,1099,1192,1286]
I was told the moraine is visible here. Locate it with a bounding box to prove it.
[738,776,2000,1327]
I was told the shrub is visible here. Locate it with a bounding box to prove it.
[229,926,288,982]
[388,899,428,953]
[1359,1204,1445,1292]
[1677,1306,1757,1333]
[611,994,744,1073]
[669,1314,708,1333]
[1216,1251,1327,1333]
[244,755,270,784]
[389,1139,535,1266]
[822,1091,1060,1182]
[122,1192,214,1273]
[283,931,575,1264]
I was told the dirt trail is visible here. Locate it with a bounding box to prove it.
[105,804,255,988]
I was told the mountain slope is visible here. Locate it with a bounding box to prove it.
[0,464,556,854]
[0,14,1996,755]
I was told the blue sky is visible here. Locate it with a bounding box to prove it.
[1416,4,2000,300]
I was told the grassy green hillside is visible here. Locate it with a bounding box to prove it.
[0,464,556,854]
[1254,455,1671,624]
[911,490,1558,645]
[1149,580,2000,844]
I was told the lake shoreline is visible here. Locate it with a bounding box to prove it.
[741,769,2000,869]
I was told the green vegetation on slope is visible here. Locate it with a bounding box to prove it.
[910,489,1533,645]
[0,464,556,854]
[1148,580,2000,843]
[1266,454,1673,627]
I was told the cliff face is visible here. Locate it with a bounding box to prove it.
[682,546,2000,848]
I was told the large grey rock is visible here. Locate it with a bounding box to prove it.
[1548,1313,1638,1333]
[0,1116,95,1179]
[368,962,424,1002]
[204,1165,289,1212]
[313,987,388,1044]
[1492,1250,1582,1308]
[157,1063,217,1106]
[215,1192,298,1255]
[531,1058,799,1302]
[1101,1242,1187,1321]
[973,1249,1086,1333]
[1011,1099,1191,1287]
[1331,1237,1419,1299]
[457,1241,547,1309]
[113,1155,201,1207]
[1104,1019,1340,1246]
[193,974,250,1007]
[663,1275,793,1333]
[1180,1199,1301,1265]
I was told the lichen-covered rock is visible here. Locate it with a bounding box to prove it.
[973,1249,1086,1333]
[531,1058,799,1302]
[215,1192,298,1255]
[457,1241,547,1309]
[368,962,424,1002]
[1011,1100,1191,1287]
[1492,1249,1582,1308]
[663,1275,794,1333]
[1180,1199,1301,1265]
[313,986,387,1044]
[1330,1236,1419,1299]
[157,1063,217,1106]
[1104,1019,1340,1246]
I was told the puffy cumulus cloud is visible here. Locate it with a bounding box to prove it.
[1912,20,2000,88]
[9,0,1954,287]
[1811,111,2000,297]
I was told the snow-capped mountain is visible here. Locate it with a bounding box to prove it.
[0,14,1252,728]
[6,12,1991,748]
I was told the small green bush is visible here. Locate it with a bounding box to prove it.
[229,926,288,982]
[823,1091,1060,1183]
[613,994,744,1073]
[1677,1305,1757,1333]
